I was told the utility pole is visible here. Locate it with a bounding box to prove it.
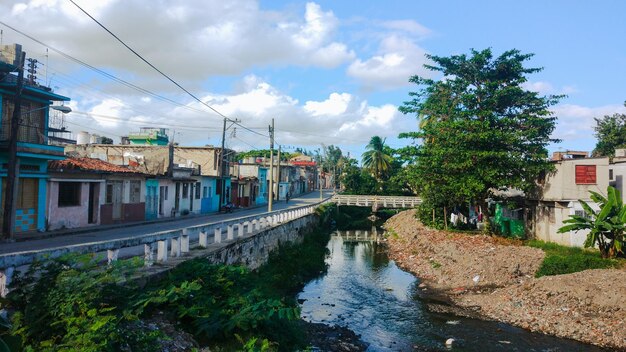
[276,144,281,201]
[268,118,274,212]
[218,117,240,207]
[2,51,26,240]
[318,152,323,200]
[219,117,227,208]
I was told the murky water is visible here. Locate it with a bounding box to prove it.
[298,230,605,352]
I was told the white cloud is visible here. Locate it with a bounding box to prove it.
[304,93,352,116]
[552,103,626,145]
[522,81,578,96]
[64,77,415,150]
[380,19,432,38]
[347,34,432,90]
[0,0,354,82]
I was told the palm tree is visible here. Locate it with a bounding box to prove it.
[361,136,393,181]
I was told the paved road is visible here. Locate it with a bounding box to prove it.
[0,190,332,255]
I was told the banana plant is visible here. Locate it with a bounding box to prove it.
[558,186,625,258]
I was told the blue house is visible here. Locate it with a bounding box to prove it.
[0,45,70,234]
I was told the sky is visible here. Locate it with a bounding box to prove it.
[1,0,625,161]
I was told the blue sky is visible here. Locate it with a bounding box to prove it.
[1,0,625,160]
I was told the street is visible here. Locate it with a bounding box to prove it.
[0,190,332,255]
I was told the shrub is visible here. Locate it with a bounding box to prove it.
[527,240,623,277]
[6,254,159,352]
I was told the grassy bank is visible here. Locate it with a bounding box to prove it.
[526,240,625,277]
[1,207,334,352]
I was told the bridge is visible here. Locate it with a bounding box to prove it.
[331,194,421,211]
[334,229,383,243]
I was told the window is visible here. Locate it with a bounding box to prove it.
[129,180,141,203]
[203,186,208,198]
[106,184,113,204]
[574,209,592,220]
[164,186,168,200]
[195,182,201,199]
[609,169,614,181]
[182,183,189,198]
[58,182,81,207]
[575,165,596,184]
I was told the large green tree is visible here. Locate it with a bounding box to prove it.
[399,48,562,218]
[592,102,626,157]
[361,136,393,181]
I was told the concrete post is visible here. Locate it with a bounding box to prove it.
[237,223,244,237]
[0,267,15,298]
[214,228,222,243]
[107,249,119,264]
[171,237,181,257]
[157,239,169,262]
[181,234,190,253]
[199,231,208,247]
[144,243,156,266]
[272,214,278,224]
[245,221,252,234]
[252,219,258,231]
[227,225,234,240]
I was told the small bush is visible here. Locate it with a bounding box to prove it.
[527,240,624,277]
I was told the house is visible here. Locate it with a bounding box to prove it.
[0,44,71,234]
[527,151,610,246]
[64,140,232,216]
[47,157,147,230]
[231,157,268,206]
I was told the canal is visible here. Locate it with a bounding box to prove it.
[298,228,605,352]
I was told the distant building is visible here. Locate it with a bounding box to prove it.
[125,127,170,145]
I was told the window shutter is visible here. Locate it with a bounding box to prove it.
[575,165,596,184]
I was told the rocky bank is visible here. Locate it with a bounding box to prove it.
[384,210,626,350]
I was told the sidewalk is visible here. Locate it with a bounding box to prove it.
[0,191,331,255]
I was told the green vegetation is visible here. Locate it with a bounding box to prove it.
[235,149,296,161]
[362,136,393,182]
[592,101,626,157]
[6,256,158,352]
[340,141,414,196]
[558,186,626,258]
[2,209,334,352]
[527,240,624,277]
[398,48,561,228]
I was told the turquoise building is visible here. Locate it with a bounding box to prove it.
[0,50,70,234]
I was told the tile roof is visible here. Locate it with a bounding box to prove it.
[49,157,139,174]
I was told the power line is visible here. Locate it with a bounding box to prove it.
[0,21,210,116]
[68,0,230,121]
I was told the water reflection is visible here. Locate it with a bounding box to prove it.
[298,230,606,352]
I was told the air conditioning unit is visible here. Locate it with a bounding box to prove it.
[0,44,23,68]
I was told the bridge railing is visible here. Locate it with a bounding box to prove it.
[332,194,422,208]
[0,199,330,297]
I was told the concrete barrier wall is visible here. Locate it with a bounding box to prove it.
[204,214,316,269]
[0,202,327,297]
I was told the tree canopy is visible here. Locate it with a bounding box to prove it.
[399,48,562,219]
[592,102,626,157]
[361,136,393,181]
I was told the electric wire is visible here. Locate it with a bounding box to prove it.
[67,0,230,121]
[0,21,210,116]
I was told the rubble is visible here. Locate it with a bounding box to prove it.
[385,210,626,350]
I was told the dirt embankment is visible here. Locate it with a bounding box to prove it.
[384,210,626,350]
